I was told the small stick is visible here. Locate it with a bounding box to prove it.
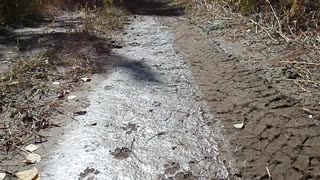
[56,109,78,121]
[14,145,29,154]
[265,0,290,42]
[266,166,272,179]
[285,79,319,84]
[278,61,320,66]
[21,127,49,139]
[247,19,278,43]
[147,132,166,142]
[192,37,197,43]
[130,138,135,151]
[293,81,307,92]
[128,138,144,163]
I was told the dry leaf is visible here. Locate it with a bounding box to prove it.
[81,77,91,82]
[0,173,6,180]
[24,153,41,164]
[73,110,87,116]
[233,122,244,129]
[15,167,39,180]
[87,122,97,126]
[25,144,39,152]
[67,95,77,100]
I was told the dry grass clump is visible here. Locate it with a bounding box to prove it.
[0,54,61,152]
[0,31,112,153]
[0,0,126,153]
[0,0,59,24]
[81,4,127,33]
[182,0,320,104]
[181,0,320,33]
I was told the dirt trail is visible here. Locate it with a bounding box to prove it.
[167,18,320,179]
[39,16,228,180]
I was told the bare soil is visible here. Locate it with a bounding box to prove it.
[165,15,320,180]
[2,1,320,179]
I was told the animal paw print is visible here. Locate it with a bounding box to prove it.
[164,161,180,175]
[160,161,195,180]
[78,167,100,180]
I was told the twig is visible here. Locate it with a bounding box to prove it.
[130,138,135,151]
[21,127,49,138]
[247,18,278,43]
[164,112,173,121]
[266,0,290,42]
[293,81,307,92]
[266,166,272,179]
[56,109,78,121]
[128,138,144,163]
[266,0,281,32]
[14,145,29,154]
[4,171,15,177]
[285,79,319,84]
[147,132,166,142]
[192,37,197,43]
[278,61,320,66]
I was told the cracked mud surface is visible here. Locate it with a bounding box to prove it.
[168,18,320,179]
[39,16,228,179]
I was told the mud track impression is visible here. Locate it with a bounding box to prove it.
[170,20,320,179]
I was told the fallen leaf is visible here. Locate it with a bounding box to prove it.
[15,167,39,180]
[0,173,6,180]
[67,95,77,100]
[23,153,41,164]
[25,144,39,152]
[87,122,97,126]
[233,122,244,129]
[73,111,87,116]
[81,77,91,82]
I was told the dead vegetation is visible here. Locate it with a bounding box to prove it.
[0,2,127,174]
[179,0,320,106]
[81,5,127,33]
[0,31,114,153]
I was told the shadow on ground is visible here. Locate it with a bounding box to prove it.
[0,7,160,82]
[111,56,160,82]
[0,14,82,54]
[123,0,185,16]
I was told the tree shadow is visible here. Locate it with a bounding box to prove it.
[0,6,160,83]
[110,56,160,82]
[0,14,82,61]
[122,0,185,16]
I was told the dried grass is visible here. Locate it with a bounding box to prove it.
[182,0,320,104]
[0,31,112,153]
[81,5,127,33]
